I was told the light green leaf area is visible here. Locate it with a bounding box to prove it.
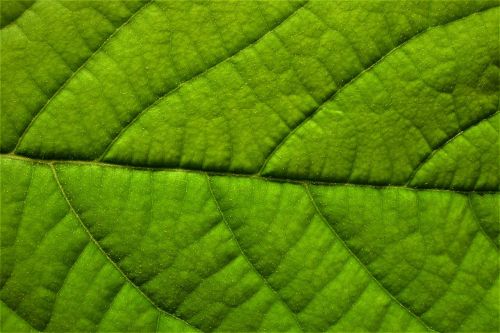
[0,1,499,332]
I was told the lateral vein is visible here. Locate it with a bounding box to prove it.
[49,164,201,333]
[304,184,439,333]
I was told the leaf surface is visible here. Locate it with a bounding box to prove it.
[1,1,499,332]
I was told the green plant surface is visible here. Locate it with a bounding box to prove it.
[0,0,498,332]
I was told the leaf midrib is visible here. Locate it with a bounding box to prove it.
[2,3,498,333]
[2,154,497,195]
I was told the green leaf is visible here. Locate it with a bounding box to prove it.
[1,1,498,332]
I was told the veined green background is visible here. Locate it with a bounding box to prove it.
[0,0,498,332]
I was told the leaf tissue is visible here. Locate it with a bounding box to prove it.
[0,0,499,332]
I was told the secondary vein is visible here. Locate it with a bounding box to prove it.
[257,6,499,175]
[12,0,155,153]
[206,174,305,332]
[49,164,201,333]
[406,110,499,186]
[467,195,499,250]
[304,184,439,333]
[97,1,309,160]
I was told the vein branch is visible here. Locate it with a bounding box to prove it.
[206,174,305,332]
[12,0,154,153]
[406,110,499,185]
[0,300,39,332]
[97,1,309,160]
[257,6,498,174]
[467,195,499,250]
[49,164,201,333]
[303,184,439,333]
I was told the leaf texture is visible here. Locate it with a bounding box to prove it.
[1,1,499,332]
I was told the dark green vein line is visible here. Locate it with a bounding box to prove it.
[406,110,499,186]
[49,164,202,333]
[1,0,36,29]
[1,300,39,332]
[467,195,499,250]
[12,0,154,153]
[304,184,439,333]
[206,174,305,332]
[3,153,498,195]
[98,1,309,160]
[257,6,499,175]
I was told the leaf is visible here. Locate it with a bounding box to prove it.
[1,1,498,332]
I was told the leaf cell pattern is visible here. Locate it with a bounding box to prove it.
[1,1,499,332]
